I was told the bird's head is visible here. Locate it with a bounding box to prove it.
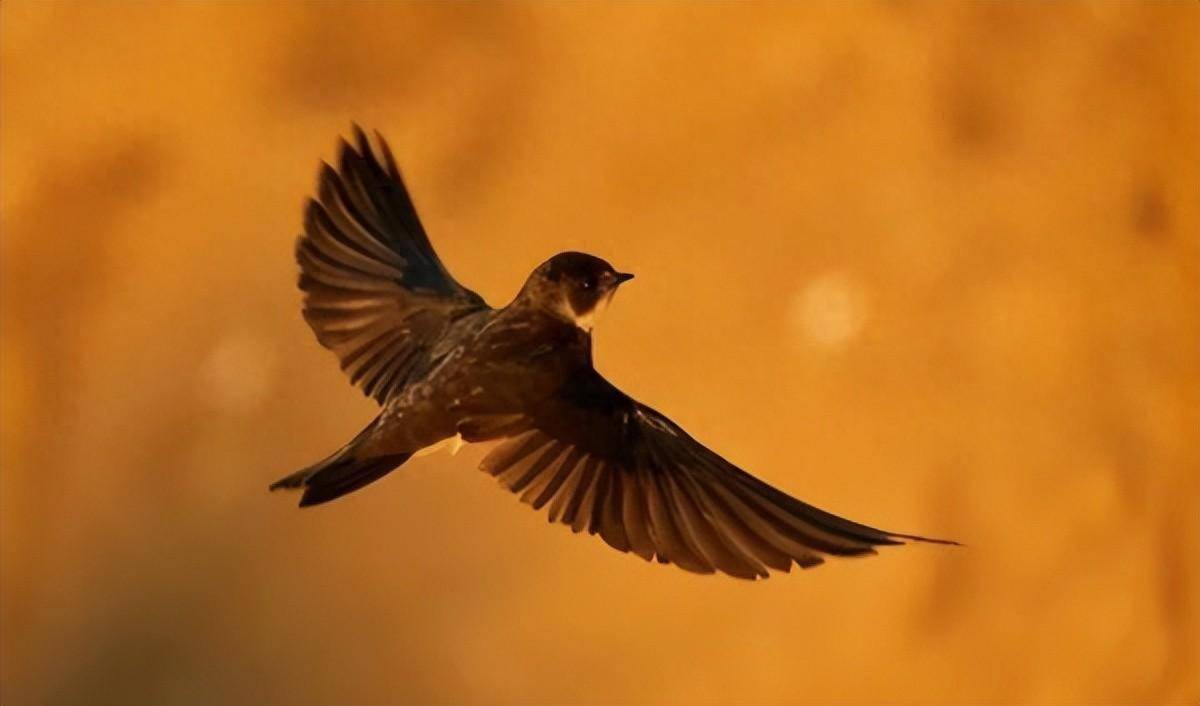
[519,251,634,330]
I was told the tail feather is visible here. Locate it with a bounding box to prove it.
[270,451,411,507]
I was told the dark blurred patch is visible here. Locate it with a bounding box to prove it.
[1157,486,1197,702]
[276,4,528,112]
[1,133,168,638]
[935,2,1044,157]
[275,3,538,230]
[1131,181,1169,241]
[2,133,167,443]
[940,66,1006,157]
[37,512,278,706]
[3,136,165,334]
[427,82,532,218]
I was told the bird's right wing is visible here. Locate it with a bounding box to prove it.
[297,127,490,403]
[460,369,956,579]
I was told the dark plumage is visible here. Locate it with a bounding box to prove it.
[271,126,958,579]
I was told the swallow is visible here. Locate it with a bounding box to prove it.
[270,127,957,579]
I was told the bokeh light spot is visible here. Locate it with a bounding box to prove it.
[196,334,277,414]
[790,271,869,350]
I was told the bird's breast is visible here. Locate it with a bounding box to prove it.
[433,315,587,414]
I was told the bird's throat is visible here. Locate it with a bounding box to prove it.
[560,291,614,331]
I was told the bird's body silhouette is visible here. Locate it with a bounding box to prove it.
[271,127,956,579]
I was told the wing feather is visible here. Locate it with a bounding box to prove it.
[529,446,584,510]
[468,368,956,579]
[598,470,632,553]
[547,457,588,524]
[620,470,656,561]
[296,126,488,404]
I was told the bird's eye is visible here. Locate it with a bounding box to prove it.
[582,278,595,290]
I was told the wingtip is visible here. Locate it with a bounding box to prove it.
[374,129,402,179]
[302,196,322,223]
[893,533,964,547]
[793,554,827,570]
[334,136,357,171]
[309,161,338,203]
[335,124,397,185]
[351,123,372,158]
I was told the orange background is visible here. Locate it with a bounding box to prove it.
[2,3,1197,704]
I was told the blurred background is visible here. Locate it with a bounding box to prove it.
[2,2,1197,704]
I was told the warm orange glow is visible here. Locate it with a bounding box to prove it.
[2,3,1197,704]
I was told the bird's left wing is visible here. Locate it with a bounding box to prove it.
[460,369,955,579]
[297,127,490,403]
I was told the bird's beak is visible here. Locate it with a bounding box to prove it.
[615,272,635,285]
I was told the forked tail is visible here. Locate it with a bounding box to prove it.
[269,419,411,506]
[270,452,411,507]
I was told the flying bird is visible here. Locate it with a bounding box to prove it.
[270,127,957,579]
